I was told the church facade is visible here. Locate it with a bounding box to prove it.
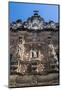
[10,11,59,76]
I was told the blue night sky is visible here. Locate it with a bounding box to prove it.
[9,2,59,23]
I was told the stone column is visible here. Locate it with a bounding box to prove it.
[29,49,32,60]
[39,50,44,61]
[17,60,20,72]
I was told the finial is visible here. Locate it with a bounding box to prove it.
[33,10,39,16]
[33,10,39,13]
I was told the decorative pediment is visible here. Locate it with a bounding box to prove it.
[10,10,59,31]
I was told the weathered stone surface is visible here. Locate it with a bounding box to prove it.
[9,11,59,87]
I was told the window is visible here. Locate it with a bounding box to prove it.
[32,49,38,58]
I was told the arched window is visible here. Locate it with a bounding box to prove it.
[31,48,38,58]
